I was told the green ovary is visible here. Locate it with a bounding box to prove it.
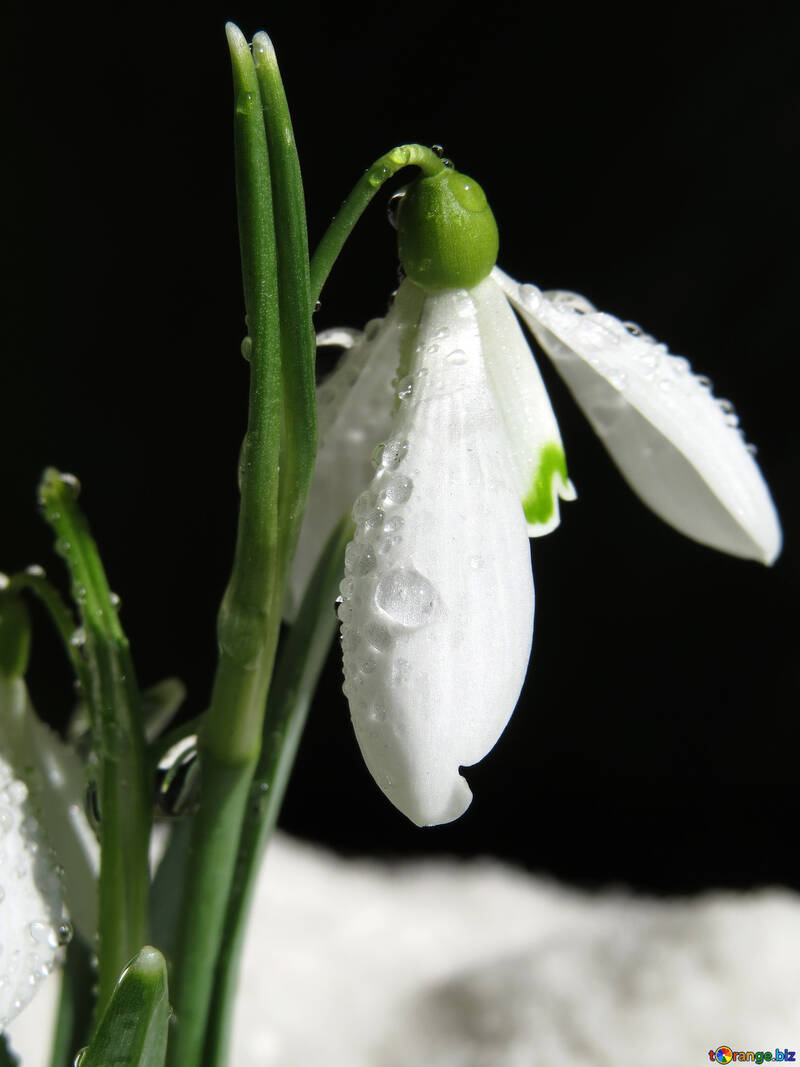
[522,444,568,525]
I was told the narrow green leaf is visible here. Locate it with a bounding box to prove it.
[252,32,317,566]
[38,469,151,1019]
[80,947,169,1067]
[203,21,283,765]
[3,567,90,693]
[0,593,30,679]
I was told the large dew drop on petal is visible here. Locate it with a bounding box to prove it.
[495,269,782,564]
[339,287,534,827]
[0,739,65,1026]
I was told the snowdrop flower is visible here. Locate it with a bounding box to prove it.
[290,167,781,827]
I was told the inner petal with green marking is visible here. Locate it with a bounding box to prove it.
[523,443,570,526]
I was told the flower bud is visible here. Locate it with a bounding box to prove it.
[397,169,499,291]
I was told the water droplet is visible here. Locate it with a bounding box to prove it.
[368,163,390,188]
[696,374,713,390]
[58,539,71,555]
[623,321,643,336]
[383,515,404,533]
[70,627,87,648]
[74,1049,88,1066]
[607,369,628,389]
[59,473,81,497]
[24,564,45,578]
[387,186,407,229]
[314,299,322,312]
[396,374,415,401]
[717,398,736,415]
[344,543,376,577]
[57,921,74,946]
[375,533,401,554]
[240,336,252,362]
[365,622,393,651]
[28,921,52,946]
[446,349,468,365]
[0,573,9,591]
[360,659,376,675]
[352,495,384,530]
[381,438,408,470]
[339,577,354,599]
[746,442,758,455]
[236,91,255,115]
[109,591,121,608]
[378,475,413,506]
[375,568,438,628]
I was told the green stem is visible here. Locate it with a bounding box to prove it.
[38,470,151,1021]
[166,754,256,1067]
[309,144,444,307]
[202,516,353,1067]
[167,25,285,1067]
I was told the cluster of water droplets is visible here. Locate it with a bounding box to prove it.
[516,286,757,455]
[0,753,69,1027]
[339,341,446,734]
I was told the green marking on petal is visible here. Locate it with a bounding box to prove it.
[522,443,569,525]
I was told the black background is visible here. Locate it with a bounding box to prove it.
[3,4,798,893]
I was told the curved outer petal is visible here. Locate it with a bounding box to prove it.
[0,680,66,1026]
[339,287,534,827]
[285,284,424,620]
[495,269,782,564]
[473,275,576,536]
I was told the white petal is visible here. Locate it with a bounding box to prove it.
[285,284,425,621]
[495,269,782,564]
[339,288,534,827]
[0,676,97,943]
[0,679,67,1025]
[476,273,576,535]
